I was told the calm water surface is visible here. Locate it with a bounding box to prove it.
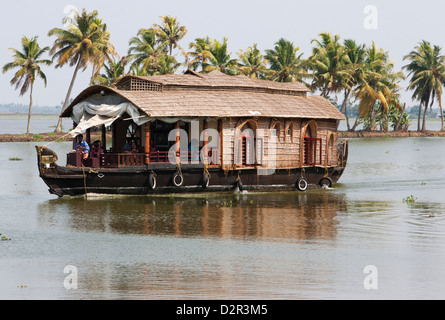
[1,137,445,300]
[0,114,72,134]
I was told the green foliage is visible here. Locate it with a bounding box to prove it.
[357,104,410,131]
[403,195,416,204]
[237,44,270,79]
[201,37,238,75]
[216,200,233,207]
[403,40,445,131]
[2,36,52,134]
[8,11,445,135]
[264,38,306,83]
[0,233,11,241]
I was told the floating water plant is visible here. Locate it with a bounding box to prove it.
[1,233,11,241]
[216,200,233,207]
[403,195,416,204]
[8,157,22,161]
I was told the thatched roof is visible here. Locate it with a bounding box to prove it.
[62,70,344,120]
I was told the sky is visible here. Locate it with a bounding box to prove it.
[0,0,443,109]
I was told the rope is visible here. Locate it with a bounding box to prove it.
[42,131,73,148]
[176,163,183,177]
[203,165,211,178]
[81,165,88,200]
[324,166,329,178]
[236,170,241,181]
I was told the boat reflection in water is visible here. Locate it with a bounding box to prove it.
[38,191,347,241]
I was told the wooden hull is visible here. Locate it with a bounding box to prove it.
[36,144,348,197]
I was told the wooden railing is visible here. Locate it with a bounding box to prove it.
[150,150,220,164]
[103,153,145,167]
[102,150,220,167]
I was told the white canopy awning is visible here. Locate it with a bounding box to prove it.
[69,94,149,137]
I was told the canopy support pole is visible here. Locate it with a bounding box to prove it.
[101,125,107,151]
[145,122,150,164]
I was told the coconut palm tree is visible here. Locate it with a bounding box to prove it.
[307,33,352,98]
[264,38,306,83]
[201,37,238,75]
[153,16,187,57]
[2,36,52,134]
[152,54,181,75]
[354,42,404,131]
[48,8,117,132]
[341,39,366,130]
[237,44,270,79]
[187,37,213,71]
[92,56,127,87]
[127,28,166,75]
[403,40,445,131]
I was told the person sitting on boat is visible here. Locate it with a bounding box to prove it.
[130,140,138,153]
[90,140,102,157]
[74,134,89,159]
[123,140,131,153]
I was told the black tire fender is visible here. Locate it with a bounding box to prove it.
[236,179,243,191]
[296,177,308,191]
[148,171,156,189]
[318,177,332,188]
[173,172,184,187]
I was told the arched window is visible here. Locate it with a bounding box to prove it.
[270,121,281,142]
[286,123,294,143]
[236,119,258,166]
[302,120,321,166]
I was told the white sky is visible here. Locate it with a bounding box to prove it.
[0,0,442,108]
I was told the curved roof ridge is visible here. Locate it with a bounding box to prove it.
[62,84,344,121]
[114,71,309,93]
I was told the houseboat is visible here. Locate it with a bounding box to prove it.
[36,70,348,197]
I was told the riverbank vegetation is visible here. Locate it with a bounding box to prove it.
[3,8,445,134]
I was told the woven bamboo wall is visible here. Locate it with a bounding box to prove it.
[221,118,338,170]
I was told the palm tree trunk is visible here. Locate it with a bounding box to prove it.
[351,115,361,131]
[422,98,431,131]
[422,104,428,131]
[417,103,422,132]
[340,89,351,131]
[439,99,444,131]
[370,104,378,131]
[395,103,406,131]
[321,84,329,98]
[54,59,82,133]
[27,82,34,135]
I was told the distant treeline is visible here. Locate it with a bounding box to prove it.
[0,103,61,115]
[340,104,441,119]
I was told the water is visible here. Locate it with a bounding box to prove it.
[1,137,445,300]
[0,114,72,134]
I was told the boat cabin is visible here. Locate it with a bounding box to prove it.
[61,70,345,173]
